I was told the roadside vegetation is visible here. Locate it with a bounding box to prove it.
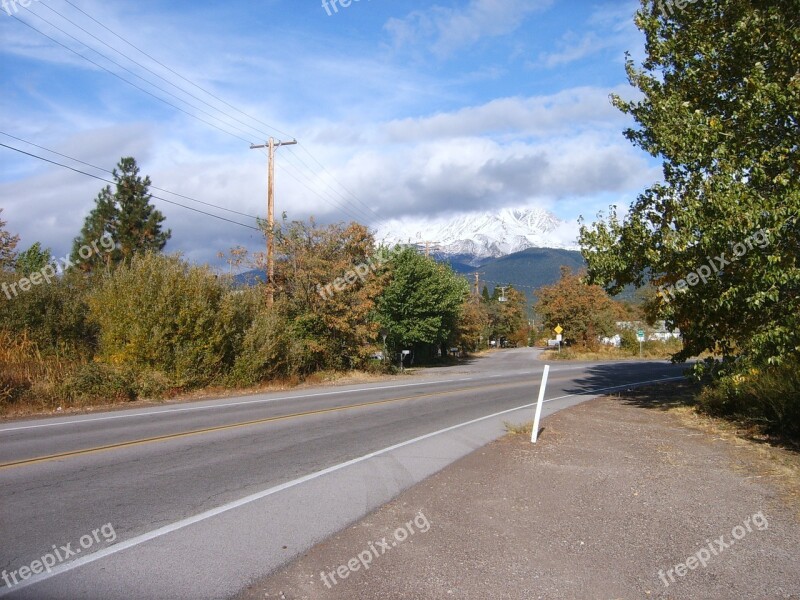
[577,1,799,441]
[2,2,796,444]
[0,174,533,416]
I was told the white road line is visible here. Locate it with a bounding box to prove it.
[0,373,684,596]
[0,377,475,433]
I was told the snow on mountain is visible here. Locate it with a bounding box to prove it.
[374,208,579,259]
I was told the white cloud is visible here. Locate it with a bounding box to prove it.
[386,0,553,59]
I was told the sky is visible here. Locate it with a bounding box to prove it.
[0,0,661,267]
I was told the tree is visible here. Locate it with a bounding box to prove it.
[15,242,54,276]
[73,157,170,271]
[579,1,799,366]
[0,208,19,271]
[376,247,468,360]
[455,296,489,352]
[535,267,617,348]
[272,219,388,371]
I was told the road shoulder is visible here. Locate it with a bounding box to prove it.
[236,384,800,600]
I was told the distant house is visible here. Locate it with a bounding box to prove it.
[599,320,681,346]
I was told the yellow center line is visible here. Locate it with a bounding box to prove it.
[0,379,531,471]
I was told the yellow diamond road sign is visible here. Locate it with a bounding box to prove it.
[554,325,563,335]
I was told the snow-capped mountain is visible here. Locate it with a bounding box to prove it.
[374,208,579,259]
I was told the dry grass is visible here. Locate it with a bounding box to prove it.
[504,420,533,436]
[0,330,83,415]
[540,343,681,361]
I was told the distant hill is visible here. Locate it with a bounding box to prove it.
[233,269,266,287]
[442,248,586,303]
[233,248,635,305]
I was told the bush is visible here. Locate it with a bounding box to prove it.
[0,271,95,353]
[88,253,260,387]
[60,362,136,403]
[697,358,800,441]
[230,309,308,385]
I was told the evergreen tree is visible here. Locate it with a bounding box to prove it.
[72,157,170,271]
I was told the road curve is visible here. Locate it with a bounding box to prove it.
[0,348,687,599]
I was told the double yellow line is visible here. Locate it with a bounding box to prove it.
[0,379,530,471]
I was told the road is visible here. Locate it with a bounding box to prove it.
[0,348,687,599]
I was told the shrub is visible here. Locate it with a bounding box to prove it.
[697,358,800,441]
[88,253,260,387]
[60,362,136,403]
[0,271,95,353]
[230,309,305,385]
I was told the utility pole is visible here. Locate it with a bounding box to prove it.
[250,137,297,306]
[414,241,441,257]
[472,272,485,297]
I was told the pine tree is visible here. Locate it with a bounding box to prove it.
[72,157,170,272]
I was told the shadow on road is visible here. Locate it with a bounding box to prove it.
[559,361,691,403]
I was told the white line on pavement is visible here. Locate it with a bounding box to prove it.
[0,373,684,596]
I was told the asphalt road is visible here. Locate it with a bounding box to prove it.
[0,348,687,599]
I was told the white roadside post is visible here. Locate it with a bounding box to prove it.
[531,364,550,443]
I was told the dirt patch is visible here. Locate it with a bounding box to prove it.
[236,385,800,600]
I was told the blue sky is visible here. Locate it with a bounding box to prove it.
[0,0,659,265]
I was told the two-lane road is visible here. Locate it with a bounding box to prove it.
[0,348,687,599]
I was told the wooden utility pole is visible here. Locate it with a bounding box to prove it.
[472,272,485,297]
[250,137,297,306]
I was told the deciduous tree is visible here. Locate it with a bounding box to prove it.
[579,0,799,366]
[535,267,617,348]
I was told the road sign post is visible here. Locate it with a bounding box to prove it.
[531,364,550,443]
[554,325,563,354]
[637,329,645,357]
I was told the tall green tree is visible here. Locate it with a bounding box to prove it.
[579,0,799,366]
[73,157,170,271]
[0,208,19,271]
[376,247,468,359]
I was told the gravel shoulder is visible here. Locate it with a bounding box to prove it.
[236,384,800,600]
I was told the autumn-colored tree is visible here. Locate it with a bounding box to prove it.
[535,267,617,348]
[455,296,489,352]
[272,219,388,371]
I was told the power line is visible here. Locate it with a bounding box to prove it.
[51,0,378,223]
[60,0,294,139]
[12,7,379,226]
[0,143,261,231]
[16,9,265,144]
[0,132,260,220]
[11,16,255,145]
[35,1,289,144]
